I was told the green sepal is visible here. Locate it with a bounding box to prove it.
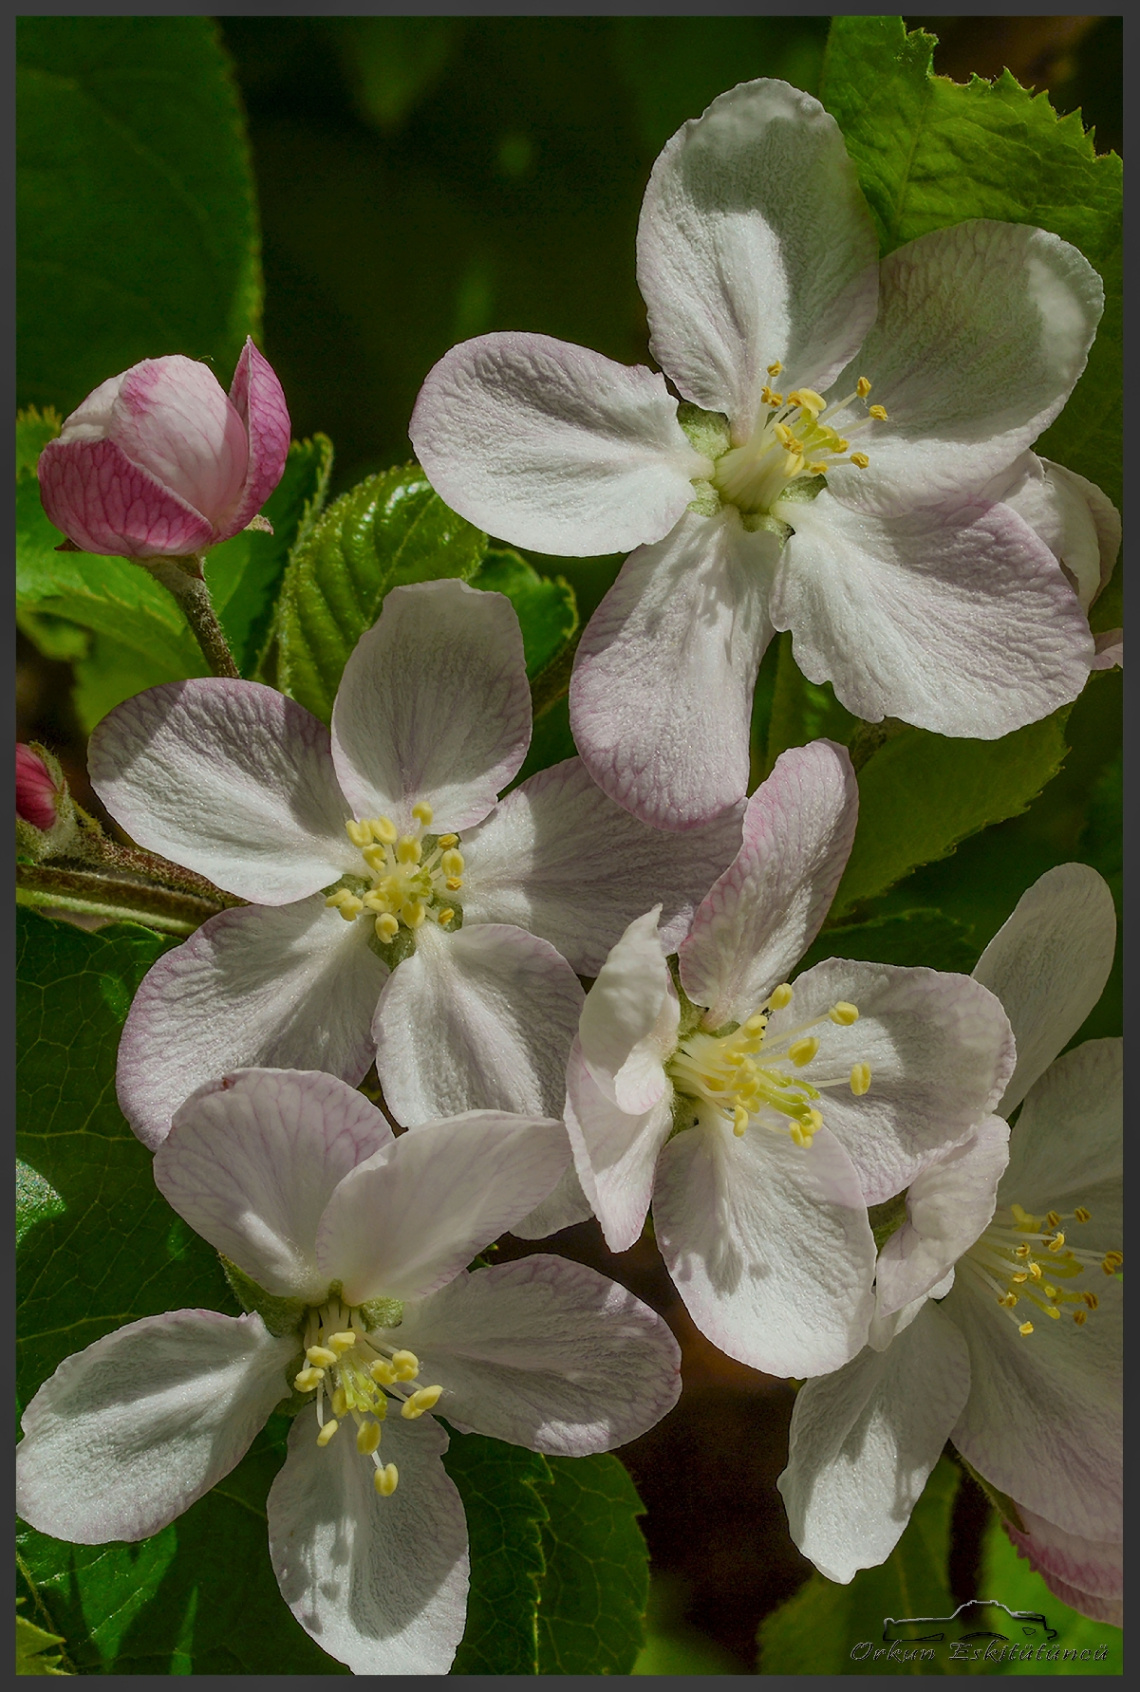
[357,1295,405,1331]
[774,472,827,505]
[667,955,705,1043]
[218,1254,307,1339]
[741,510,792,538]
[676,401,730,460]
[868,1190,909,1252]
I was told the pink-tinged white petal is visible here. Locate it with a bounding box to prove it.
[15,744,61,831]
[637,78,879,429]
[117,900,385,1149]
[393,1256,681,1452]
[1092,628,1122,670]
[571,508,776,830]
[37,435,215,559]
[679,741,858,1027]
[111,355,249,527]
[565,1038,675,1253]
[653,1116,875,1376]
[221,337,292,540]
[459,756,744,974]
[317,1113,570,1304]
[999,1039,1121,1228]
[772,959,1015,1205]
[867,1271,953,1353]
[89,680,355,903]
[778,1302,970,1583]
[331,579,531,833]
[16,1310,293,1544]
[771,493,1093,737]
[508,1163,595,1242]
[155,1069,393,1303]
[992,454,1121,613]
[826,222,1103,513]
[373,921,584,1123]
[578,909,677,1112]
[1007,1506,1122,1604]
[972,864,1117,1115]
[876,1116,1009,1315]
[268,1408,468,1676]
[409,331,706,557]
[1003,1535,1122,1629]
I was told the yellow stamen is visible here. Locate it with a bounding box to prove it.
[732,1103,749,1137]
[371,817,398,844]
[788,1037,819,1067]
[391,1349,420,1381]
[856,376,872,398]
[445,877,463,892]
[356,1420,382,1456]
[868,404,888,421]
[789,387,825,417]
[441,849,464,878]
[316,1419,339,1446]
[768,983,794,1011]
[1046,1232,1066,1253]
[375,912,399,941]
[331,1386,348,1418]
[1074,1206,1091,1223]
[401,900,426,929]
[829,1002,859,1026]
[412,801,434,826]
[401,1384,443,1419]
[807,462,829,475]
[767,360,783,377]
[1018,1321,1034,1337]
[374,1463,399,1496]
[306,1345,338,1368]
[849,1062,872,1096]
[370,1358,397,1386]
[396,835,422,865]
[328,1330,358,1356]
[294,1367,324,1392]
[345,819,372,848]
[436,907,455,926]
[849,452,870,469]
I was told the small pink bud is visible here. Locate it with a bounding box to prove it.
[16,743,64,831]
[37,339,291,561]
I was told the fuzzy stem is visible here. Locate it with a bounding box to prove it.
[146,556,240,679]
[17,863,227,936]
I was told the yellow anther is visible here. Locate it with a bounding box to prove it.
[441,848,464,878]
[775,423,797,449]
[768,983,794,1011]
[306,1345,338,1369]
[834,438,849,452]
[374,1462,399,1497]
[1014,1243,1031,1259]
[293,1367,324,1392]
[998,1292,1018,1308]
[375,913,399,941]
[412,801,434,826]
[316,1419,339,1447]
[328,1330,357,1356]
[806,1108,823,1131]
[445,877,463,892]
[1046,1232,1066,1253]
[370,1358,397,1386]
[1028,1262,1043,1281]
[391,1349,420,1381]
[789,388,825,417]
[401,900,426,929]
[1045,1305,1061,1319]
[362,844,388,873]
[1018,1321,1034,1336]
[345,819,372,847]
[868,404,888,421]
[1044,1284,1058,1300]
[849,452,870,469]
[788,1037,819,1067]
[767,361,783,377]
[743,1014,768,1036]
[856,376,872,398]
[849,1063,872,1096]
[437,833,459,848]
[732,1104,749,1137]
[1011,1271,1028,1285]
[437,908,455,927]
[396,835,422,865]
[331,1386,348,1418]
[1073,1309,1087,1325]
[761,385,782,407]
[1011,1202,1036,1227]
[789,1123,809,1148]
[401,1384,443,1419]
[1045,1211,1062,1228]
[325,892,364,921]
[371,817,398,844]
[1074,1207,1091,1223]
[829,1002,859,1026]
[356,1420,382,1456]
[807,462,829,475]
[1102,1253,1123,1275]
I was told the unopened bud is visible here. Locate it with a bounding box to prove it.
[15,742,78,860]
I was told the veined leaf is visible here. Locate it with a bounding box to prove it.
[535,1452,651,1675]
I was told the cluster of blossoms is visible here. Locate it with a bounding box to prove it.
[17,76,1121,1670]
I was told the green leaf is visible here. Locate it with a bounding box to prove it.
[442,1430,550,1674]
[819,16,1122,508]
[761,631,860,778]
[975,1513,1121,1674]
[15,405,60,477]
[17,16,261,417]
[833,713,1070,920]
[16,1599,70,1675]
[802,909,978,976]
[535,1452,651,1676]
[15,1158,65,1249]
[330,17,461,133]
[470,549,578,682]
[757,1456,960,1674]
[260,462,488,723]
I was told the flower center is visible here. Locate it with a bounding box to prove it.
[711,364,886,516]
[291,1297,444,1496]
[666,981,869,1148]
[324,801,465,947]
[962,1201,1123,1337]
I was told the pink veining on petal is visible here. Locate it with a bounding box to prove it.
[37,436,215,559]
[16,744,59,830]
[1092,627,1122,670]
[222,337,292,541]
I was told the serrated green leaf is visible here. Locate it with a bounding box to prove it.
[833,713,1070,920]
[534,1452,650,1675]
[15,1158,65,1249]
[470,549,577,681]
[17,17,260,418]
[975,1513,1121,1674]
[16,1599,70,1675]
[260,462,488,722]
[819,16,1121,509]
[442,1429,550,1674]
[15,405,60,477]
[803,909,978,976]
[757,1456,960,1674]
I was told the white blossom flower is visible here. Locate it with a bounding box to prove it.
[88,577,742,1213]
[16,1069,682,1675]
[778,864,1121,1624]
[410,79,1104,830]
[563,739,1015,1376]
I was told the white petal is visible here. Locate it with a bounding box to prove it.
[409,331,706,556]
[767,959,1015,1205]
[867,1277,953,1353]
[577,908,676,1112]
[268,1407,468,1676]
[17,1311,293,1544]
[155,1070,393,1303]
[637,78,879,428]
[318,1112,571,1304]
[331,579,531,833]
[826,221,1103,512]
[771,493,1093,738]
[88,680,355,902]
[565,1038,675,1253]
[679,740,858,1026]
[117,900,386,1149]
[393,1256,681,1453]
[1000,1038,1122,1226]
[777,1302,970,1583]
[373,921,583,1123]
[570,508,776,830]
[972,864,1117,1115]
[653,1116,876,1376]
[459,756,744,974]
[875,1116,1010,1315]
[992,453,1121,612]
[508,1162,595,1242]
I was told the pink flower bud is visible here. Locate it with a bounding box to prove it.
[16,743,63,831]
[37,338,291,560]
